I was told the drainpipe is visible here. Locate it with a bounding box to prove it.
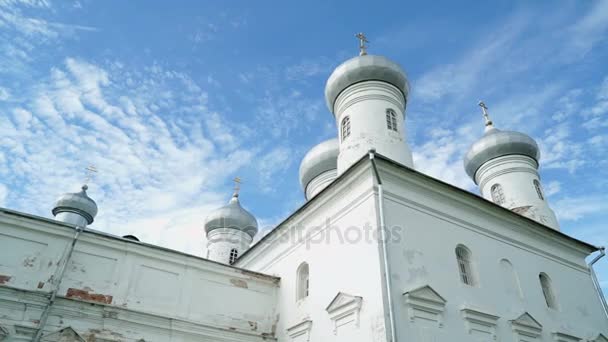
[32,225,85,342]
[588,246,608,319]
[369,150,397,342]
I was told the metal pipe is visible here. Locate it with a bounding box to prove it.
[32,225,85,342]
[369,150,397,342]
[588,246,608,319]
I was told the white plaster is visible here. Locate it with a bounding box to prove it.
[333,80,413,175]
[476,154,559,230]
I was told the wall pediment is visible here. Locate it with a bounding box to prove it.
[41,327,85,342]
[403,285,447,327]
[510,312,542,339]
[460,306,500,339]
[287,320,312,342]
[325,292,363,334]
[552,331,581,342]
[593,334,608,342]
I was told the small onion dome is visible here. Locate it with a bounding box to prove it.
[325,54,410,113]
[299,138,339,192]
[464,127,540,183]
[204,194,258,238]
[52,185,98,224]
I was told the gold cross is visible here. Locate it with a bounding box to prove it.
[355,32,369,56]
[233,177,242,196]
[84,165,98,184]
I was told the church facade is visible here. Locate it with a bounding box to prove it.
[0,36,606,341]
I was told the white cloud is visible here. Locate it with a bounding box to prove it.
[544,181,561,197]
[553,196,608,221]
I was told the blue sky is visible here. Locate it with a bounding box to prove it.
[0,1,607,288]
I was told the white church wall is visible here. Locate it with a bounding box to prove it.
[376,160,608,342]
[0,209,279,341]
[238,162,391,342]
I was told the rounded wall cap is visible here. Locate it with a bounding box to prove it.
[464,128,540,182]
[299,138,339,191]
[204,195,258,238]
[52,185,98,224]
[324,54,409,113]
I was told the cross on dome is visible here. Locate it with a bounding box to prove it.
[355,32,369,56]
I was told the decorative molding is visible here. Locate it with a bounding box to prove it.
[325,292,363,335]
[286,320,312,342]
[403,285,447,327]
[551,331,581,342]
[593,333,608,342]
[460,306,499,340]
[0,325,8,341]
[510,312,542,340]
[41,327,86,342]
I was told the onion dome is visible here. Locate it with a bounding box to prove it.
[464,102,540,183]
[325,54,410,113]
[52,185,98,224]
[299,138,339,192]
[204,194,258,238]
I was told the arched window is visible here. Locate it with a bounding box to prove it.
[341,116,351,141]
[499,259,524,299]
[534,180,544,200]
[229,248,238,265]
[455,245,475,286]
[386,109,397,132]
[539,273,558,309]
[296,262,309,300]
[490,183,505,205]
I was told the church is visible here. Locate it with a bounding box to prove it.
[0,35,606,342]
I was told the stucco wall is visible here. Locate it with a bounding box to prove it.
[377,160,607,341]
[0,210,279,341]
[238,162,391,342]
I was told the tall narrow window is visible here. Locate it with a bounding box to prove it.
[539,273,557,309]
[455,245,475,286]
[533,180,544,200]
[229,248,238,265]
[296,262,309,300]
[341,116,351,141]
[499,259,524,299]
[490,183,505,205]
[386,109,397,132]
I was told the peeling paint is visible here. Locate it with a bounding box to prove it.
[230,278,248,288]
[37,281,44,289]
[248,320,258,331]
[0,275,11,284]
[22,256,37,267]
[66,288,113,304]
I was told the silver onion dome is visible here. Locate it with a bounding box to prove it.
[325,54,409,113]
[464,127,540,182]
[52,185,98,224]
[204,194,258,238]
[299,138,339,192]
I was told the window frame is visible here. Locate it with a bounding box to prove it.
[296,262,310,301]
[533,179,544,200]
[341,116,351,141]
[490,183,506,205]
[455,245,476,286]
[229,248,238,265]
[386,108,398,132]
[539,272,558,309]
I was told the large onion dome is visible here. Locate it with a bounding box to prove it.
[299,138,339,192]
[324,54,409,113]
[464,127,540,183]
[52,185,98,224]
[204,194,258,238]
